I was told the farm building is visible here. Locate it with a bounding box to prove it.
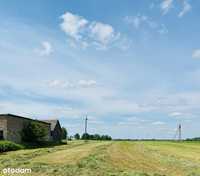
[0,114,62,143]
[43,120,62,141]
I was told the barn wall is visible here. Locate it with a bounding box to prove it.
[7,116,24,143]
[0,117,7,140]
[0,115,51,143]
[52,123,62,141]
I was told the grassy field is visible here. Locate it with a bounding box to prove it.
[0,141,200,176]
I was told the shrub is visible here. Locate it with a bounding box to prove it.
[22,140,66,149]
[61,127,68,139]
[0,141,23,152]
[21,121,48,143]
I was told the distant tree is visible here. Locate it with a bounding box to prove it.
[81,133,112,141]
[101,135,106,140]
[90,134,94,140]
[61,127,67,140]
[68,135,73,141]
[93,134,101,140]
[81,133,90,140]
[101,135,112,140]
[21,121,48,143]
[74,133,80,140]
[186,137,200,141]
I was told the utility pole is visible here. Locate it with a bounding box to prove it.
[85,116,88,134]
[178,124,182,141]
[173,123,182,141]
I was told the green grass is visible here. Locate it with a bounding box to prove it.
[0,140,24,152]
[0,141,200,176]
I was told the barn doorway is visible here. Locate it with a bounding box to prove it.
[0,130,3,140]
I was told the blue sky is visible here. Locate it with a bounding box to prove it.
[0,0,200,139]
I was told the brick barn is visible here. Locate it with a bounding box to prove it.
[0,114,62,143]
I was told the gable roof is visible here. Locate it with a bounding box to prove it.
[43,120,60,131]
[0,114,50,125]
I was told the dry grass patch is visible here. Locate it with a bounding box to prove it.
[32,141,110,165]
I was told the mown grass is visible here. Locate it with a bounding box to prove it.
[0,141,200,176]
[106,141,200,176]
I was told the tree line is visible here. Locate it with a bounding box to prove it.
[186,137,200,141]
[72,133,112,141]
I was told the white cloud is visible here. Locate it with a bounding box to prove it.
[178,0,192,18]
[36,41,53,56]
[160,0,173,15]
[48,79,97,89]
[117,121,139,126]
[192,49,200,59]
[169,112,182,117]
[78,80,97,87]
[60,12,88,40]
[89,22,117,45]
[60,11,120,49]
[48,80,74,89]
[89,119,104,125]
[152,121,166,125]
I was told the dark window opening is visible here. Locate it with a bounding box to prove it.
[0,130,3,140]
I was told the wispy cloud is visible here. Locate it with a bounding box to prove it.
[35,41,53,56]
[124,15,168,35]
[160,0,191,17]
[168,112,182,117]
[124,15,147,29]
[48,80,74,89]
[178,0,192,18]
[0,84,81,107]
[78,80,97,87]
[48,79,97,89]
[160,0,173,15]
[192,49,200,59]
[152,121,166,125]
